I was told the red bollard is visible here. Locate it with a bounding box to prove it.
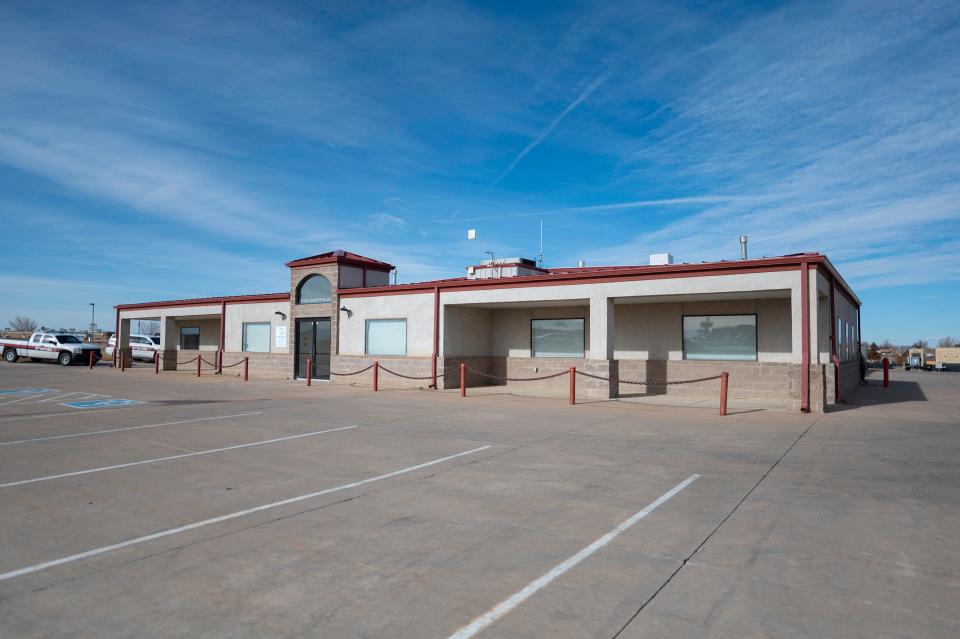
[460,362,466,397]
[154,351,159,375]
[373,361,379,391]
[196,355,201,378]
[243,357,249,382]
[569,367,576,405]
[120,351,125,372]
[89,350,95,369]
[882,357,889,387]
[218,351,223,375]
[720,371,729,416]
[307,358,312,387]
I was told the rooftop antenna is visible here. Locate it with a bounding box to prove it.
[467,229,478,263]
[538,219,544,268]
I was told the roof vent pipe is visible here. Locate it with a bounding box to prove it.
[578,259,586,268]
[739,235,749,260]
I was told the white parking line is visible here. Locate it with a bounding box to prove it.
[447,474,701,639]
[0,408,135,423]
[0,391,59,407]
[0,444,492,582]
[0,425,358,488]
[35,392,87,403]
[0,411,264,445]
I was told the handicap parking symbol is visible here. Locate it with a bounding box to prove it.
[63,399,145,409]
[0,388,55,396]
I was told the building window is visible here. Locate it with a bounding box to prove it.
[242,322,271,353]
[180,326,200,350]
[531,319,585,358]
[365,319,406,356]
[682,315,757,361]
[296,274,333,305]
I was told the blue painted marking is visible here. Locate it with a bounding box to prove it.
[0,388,55,396]
[63,399,144,409]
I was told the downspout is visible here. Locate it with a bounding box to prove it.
[829,274,841,403]
[800,261,810,412]
[431,286,439,389]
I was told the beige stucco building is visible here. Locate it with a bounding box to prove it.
[114,249,861,412]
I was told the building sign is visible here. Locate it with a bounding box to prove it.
[275,325,287,349]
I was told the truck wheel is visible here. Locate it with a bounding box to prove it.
[58,352,74,366]
[3,349,17,363]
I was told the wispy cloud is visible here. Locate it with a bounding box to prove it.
[489,73,608,188]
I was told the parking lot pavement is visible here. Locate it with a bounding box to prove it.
[0,362,957,638]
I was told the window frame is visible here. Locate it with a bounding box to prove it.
[681,313,758,362]
[529,317,586,358]
[242,322,272,353]
[364,318,407,356]
[296,274,333,305]
[179,326,201,350]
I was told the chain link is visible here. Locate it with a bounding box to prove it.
[466,367,571,382]
[329,364,376,377]
[575,369,723,385]
[378,366,457,380]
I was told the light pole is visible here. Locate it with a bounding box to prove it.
[89,303,96,334]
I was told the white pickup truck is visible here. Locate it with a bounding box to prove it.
[1,332,103,366]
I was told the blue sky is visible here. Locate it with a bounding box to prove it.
[1,0,958,344]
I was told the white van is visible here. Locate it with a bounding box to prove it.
[106,334,161,361]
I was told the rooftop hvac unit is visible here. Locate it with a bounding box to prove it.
[649,253,674,265]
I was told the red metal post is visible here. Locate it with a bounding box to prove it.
[218,350,223,375]
[569,367,576,405]
[113,308,119,368]
[120,351,125,372]
[89,350,95,369]
[800,262,810,412]
[431,286,439,389]
[243,357,249,382]
[307,358,312,386]
[460,362,466,397]
[720,371,729,416]
[882,357,889,387]
[197,354,201,377]
[154,351,159,375]
[373,361,379,391]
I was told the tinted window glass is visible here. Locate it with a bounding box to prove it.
[56,335,81,343]
[683,315,757,361]
[365,319,406,355]
[531,319,585,357]
[180,326,200,350]
[297,275,332,304]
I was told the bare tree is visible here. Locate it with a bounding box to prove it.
[10,316,38,332]
[137,319,160,335]
[939,336,957,347]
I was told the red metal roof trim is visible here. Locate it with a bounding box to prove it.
[116,292,290,311]
[341,253,860,307]
[285,250,394,271]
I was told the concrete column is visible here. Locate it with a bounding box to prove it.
[589,295,615,359]
[790,276,803,364]
[161,316,178,371]
[586,295,617,399]
[118,318,132,364]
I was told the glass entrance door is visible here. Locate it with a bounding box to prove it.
[296,318,331,380]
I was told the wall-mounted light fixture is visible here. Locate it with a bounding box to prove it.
[274,311,287,320]
[339,305,352,317]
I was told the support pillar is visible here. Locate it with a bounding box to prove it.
[586,295,617,399]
